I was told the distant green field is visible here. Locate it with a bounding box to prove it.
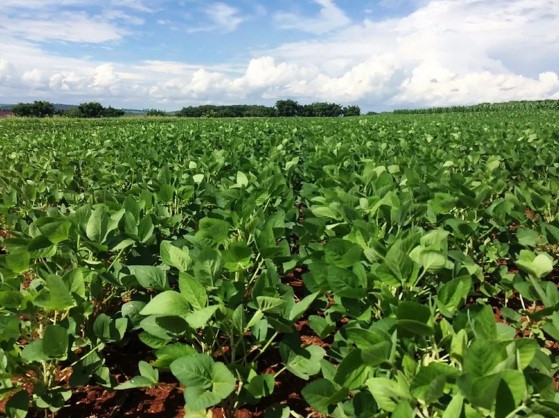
[1,113,559,417]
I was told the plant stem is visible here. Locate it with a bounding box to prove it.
[252,331,279,362]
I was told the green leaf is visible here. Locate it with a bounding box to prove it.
[392,401,414,418]
[184,305,219,329]
[86,207,109,243]
[334,349,371,390]
[463,340,508,378]
[236,171,249,187]
[37,218,71,244]
[138,215,154,243]
[289,292,318,321]
[0,316,20,341]
[5,249,30,274]
[140,291,191,316]
[161,241,191,272]
[42,324,68,358]
[307,315,335,339]
[64,268,85,299]
[442,394,464,418]
[20,340,49,363]
[128,265,168,290]
[471,305,497,340]
[93,314,128,343]
[366,377,411,412]
[280,334,325,380]
[517,229,539,247]
[5,390,29,418]
[247,374,275,400]
[384,237,417,283]
[410,364,447,403]
[516,250,554,279]
[0,291,23,309]
[39,274,75,311]
[27,235,57,258]
[153,344,197,369]
[194,218,229,247]
[302,379,348,414]
[419,250,447,272]
[436,277,472,317]
[179,273,207,309]
[324,239,363,268]
[193,247,223,286]
[495,370,526,418]
[396,301,433,336]
[139,361,159,383]
[256,296,285,314]
[223,242,252,272]
[170,354,235,411]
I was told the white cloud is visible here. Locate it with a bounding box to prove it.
[188,3,245,33]
[274,0,351,35]
[3,12,127,43]
[91,64,120,90]
[0,0,558,110]
[22,69,45,88]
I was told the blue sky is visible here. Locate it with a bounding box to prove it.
[0,0,558,110]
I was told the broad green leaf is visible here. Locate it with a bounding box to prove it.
[37,219,71,244]
[410,364,447,403]
[5,249,30,274]
[140,291,191,316]
[366,377,411,412]
[5,390,29,418]
[436,277,472,317]
[160,241,191,272]
[93,314,128,343]
[170,354,235,411]
[194,218,229,247]
[86,207,109,243]
[302,379,348,414]
[42,324,68,358]
[334,349,370,390]
[153,344,197,369]
[223,242,252,272]
[247,374,275,400]
[184,305,219,329]
[179,273,207,309]
[128,265,168,290]
[516,250,554,279]
[280,334,325,380]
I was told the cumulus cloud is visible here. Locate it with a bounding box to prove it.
[274,0,351,35]
[0,0,558,109]
[91,64,120,90]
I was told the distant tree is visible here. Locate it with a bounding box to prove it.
[275,99,300,117]
[342,105,361,116]
[147,109,167,116]
[12,101,55,117]
[243,105,276,117]
[12,103,33,117]
[75,102,105,118]
[103,106,125,117]
[67,102,124,118]
[306,102,343,117]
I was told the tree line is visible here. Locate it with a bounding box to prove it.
[12,101,125,118]
[10,100,361,118]
[175,100,361,117]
